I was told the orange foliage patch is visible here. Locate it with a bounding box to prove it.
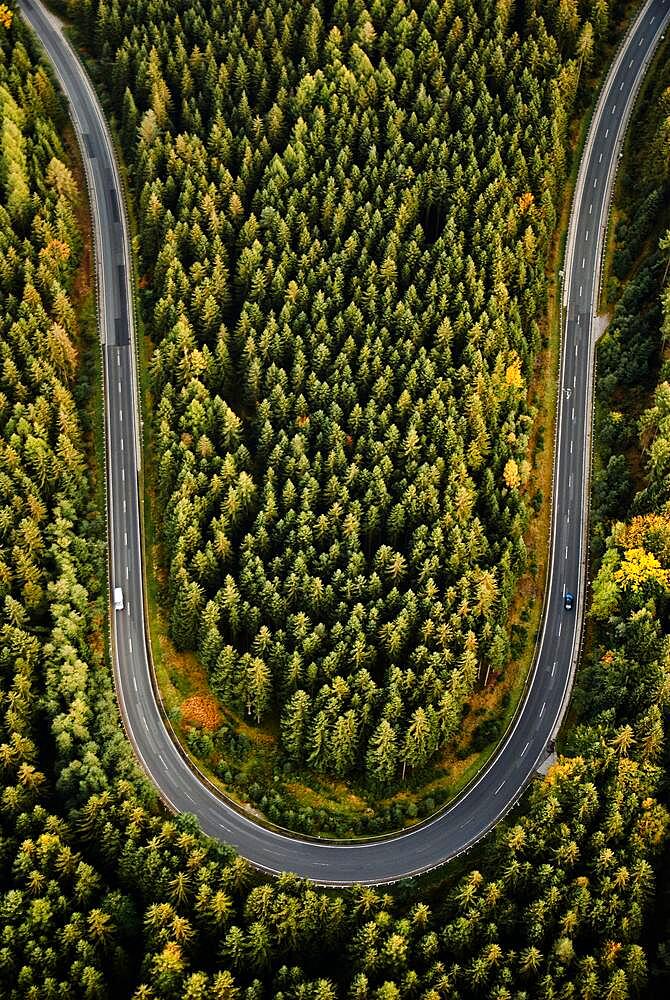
[517,191,535,214]
[181,695,222,731]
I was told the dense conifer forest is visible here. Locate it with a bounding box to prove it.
[60,0,621,784]
[3,1,670,997]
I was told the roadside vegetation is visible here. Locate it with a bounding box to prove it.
[591,29,670,570]
[587,37,670,983]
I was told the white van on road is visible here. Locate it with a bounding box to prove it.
[113,587,124,611]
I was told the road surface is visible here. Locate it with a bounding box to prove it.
[20,0,670,884]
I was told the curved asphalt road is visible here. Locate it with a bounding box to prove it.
[20,0,670,884]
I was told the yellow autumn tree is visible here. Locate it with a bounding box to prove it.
[616,513,670,563]
[505,354,525,390]
[503,458,520,489]
[544,755,585,788]
[614,547,670,593]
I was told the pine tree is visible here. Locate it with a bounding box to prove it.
[366,720,398,784]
